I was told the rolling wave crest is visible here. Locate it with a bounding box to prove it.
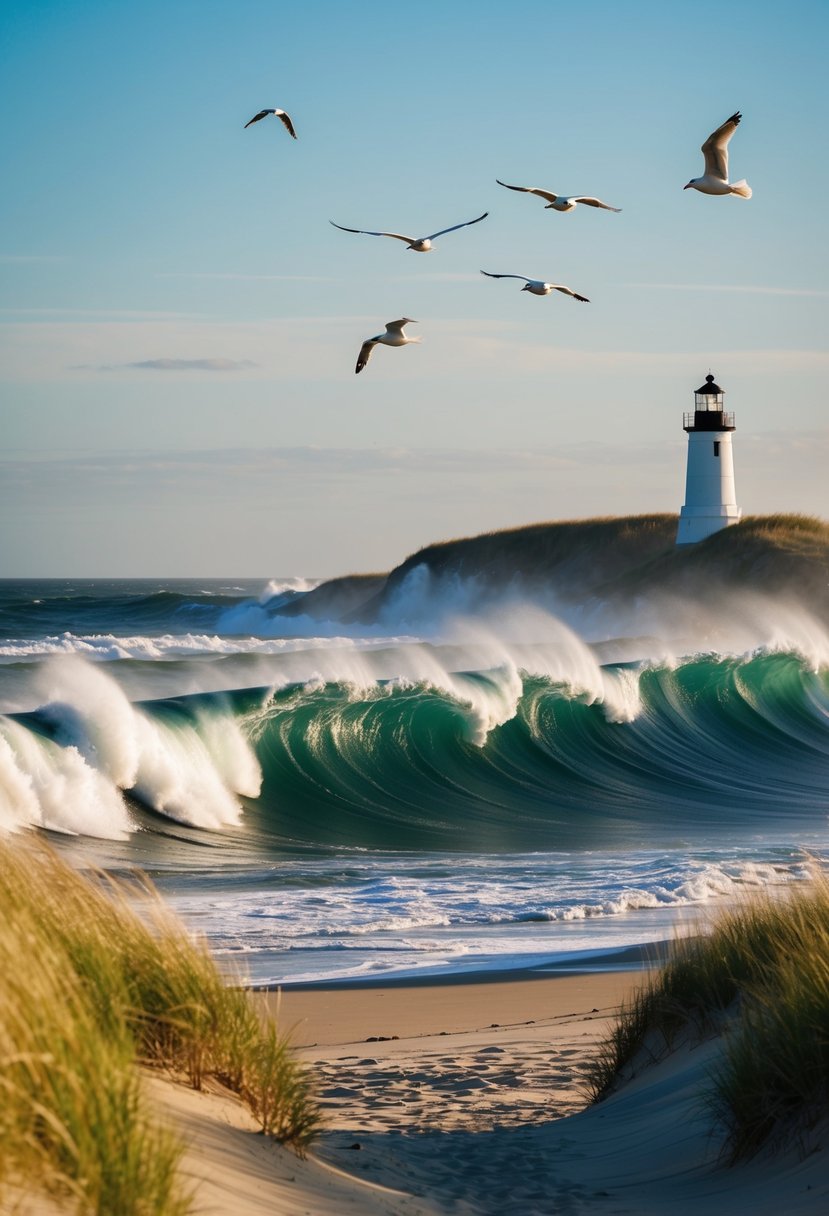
[1,648,826,847]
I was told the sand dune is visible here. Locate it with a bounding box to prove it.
[150,967,829,1215]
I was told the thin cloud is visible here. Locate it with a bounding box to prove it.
[455,339,829,375]
[0,444,638,496]
[1,307,197,320]
[89,357,258,372]
[625,283,829,298]
[155,272,335,282]
[0,254,67,264]
[387,272,481,284]
[2,437,826,511]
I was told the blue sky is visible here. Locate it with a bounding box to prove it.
[2,0,827,575]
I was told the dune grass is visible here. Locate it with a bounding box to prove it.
[389,514,678,593]
[587,872,829,1160]
[281,512,829,624]
[0,837,321,1213]
[362,511,829,618]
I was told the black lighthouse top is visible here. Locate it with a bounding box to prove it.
[683,373,735,432]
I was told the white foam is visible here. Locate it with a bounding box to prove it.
[2,656,264,832]
[0,718,133,839]
[36,656,142,788]
[129,712,248,828]
[164,849,822,985]
[259,576,323,603]
[0,728,42,831]
[0,631,415,663]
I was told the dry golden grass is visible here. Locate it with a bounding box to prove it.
[326,513,829,621]
[0,838,321,1213]
[588,872,829,1160]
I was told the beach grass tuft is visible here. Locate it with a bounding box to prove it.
[0,837,321,1212]
[588,871,829,1160]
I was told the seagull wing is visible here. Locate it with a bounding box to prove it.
[424,212,489,240]
[572,197,622,212]
[355,339,377,374]
[480,271,530,282]
[274,109,297,138]
[329,221,415,244]
[384,319,413,334]
[496,180,559,205]
[553,286,590,302]
[244,109,275,127]
[701,112,741,180]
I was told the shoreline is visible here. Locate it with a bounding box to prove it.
[258,965,648,1051]
[251,939,670,992]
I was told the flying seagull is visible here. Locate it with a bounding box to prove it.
[244,109,297,138]
[684,112,751,197]
[331,212,488,252]
[495,180,620,213]
[355,319,420,374]
[481,271,589,302]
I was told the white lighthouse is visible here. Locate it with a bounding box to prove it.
[676,373,741,545]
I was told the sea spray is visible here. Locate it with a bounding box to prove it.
[0,729,46,831]
[36,654,143,788]
[2,644,828,846]
[0,571,827,985]
[0,717,133,838]
[1,656,262,834]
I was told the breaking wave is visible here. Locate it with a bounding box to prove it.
[1,647,826,847]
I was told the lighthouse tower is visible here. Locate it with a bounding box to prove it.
[676,374,741,545]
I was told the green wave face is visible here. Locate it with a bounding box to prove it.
[5,652,828,852]
[231,653,829,851]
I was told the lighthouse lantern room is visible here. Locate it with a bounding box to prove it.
[676,374,742,545]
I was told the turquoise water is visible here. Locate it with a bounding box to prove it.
[1,578,827,983]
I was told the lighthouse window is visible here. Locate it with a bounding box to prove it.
[713,441,720,457]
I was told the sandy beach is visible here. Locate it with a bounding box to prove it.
[149,961,829,1216]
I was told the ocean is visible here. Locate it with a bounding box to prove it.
[1,575,827,986]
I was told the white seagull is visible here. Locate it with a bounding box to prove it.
[684,111,751,197]
[496,180,621,213]
[331,212,488,252]
[355,319,420,374]
[481,271,589,302]
[244,108,297,139]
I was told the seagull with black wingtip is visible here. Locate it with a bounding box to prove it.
[481,271,589,302]
[684,111,751,197]
[244,108,297,138]
[331,212,488,253]
[495,180,620,214]
[355,319,421,375]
